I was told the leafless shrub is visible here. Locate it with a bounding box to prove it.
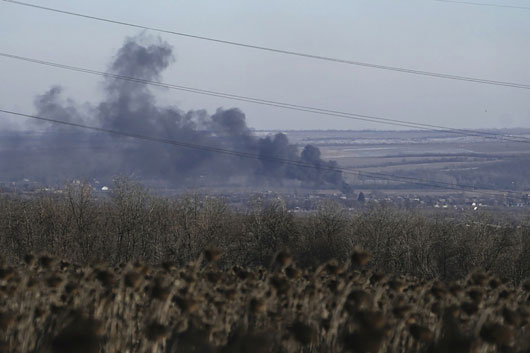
[0,179,529,285]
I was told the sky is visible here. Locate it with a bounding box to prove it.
[1,0,529,131]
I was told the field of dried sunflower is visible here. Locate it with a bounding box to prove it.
[3,249,530,353]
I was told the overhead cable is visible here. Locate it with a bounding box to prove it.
[436,0,530,10]
[3,0,530,90]
[0,108,526,199]
[2,52,529,144]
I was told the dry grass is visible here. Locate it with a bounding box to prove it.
[2,250,530,353]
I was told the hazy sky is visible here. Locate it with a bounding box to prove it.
[1,0,529,131]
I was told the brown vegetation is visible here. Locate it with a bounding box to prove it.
[2,249,530,352]
[1,180,530,352]
[0,179,529,283]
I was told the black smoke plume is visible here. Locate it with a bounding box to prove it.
[0,35,351,193]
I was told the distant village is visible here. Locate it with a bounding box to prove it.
[2,177,528,212]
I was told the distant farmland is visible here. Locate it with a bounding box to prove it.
[268,129,530,192]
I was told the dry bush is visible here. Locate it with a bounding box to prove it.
[0,179,529,284]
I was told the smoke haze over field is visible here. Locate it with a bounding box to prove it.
[0,35,351,192]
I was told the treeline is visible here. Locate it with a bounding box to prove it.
[0,178,529,282]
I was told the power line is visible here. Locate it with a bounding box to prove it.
[435,0,530,10]
[0,108,526,200]
[2,52,530,145]
[3,0,530,90]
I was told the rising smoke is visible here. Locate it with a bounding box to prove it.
[0,35,352,193]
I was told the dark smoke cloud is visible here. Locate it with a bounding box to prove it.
[0,35,351,193]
